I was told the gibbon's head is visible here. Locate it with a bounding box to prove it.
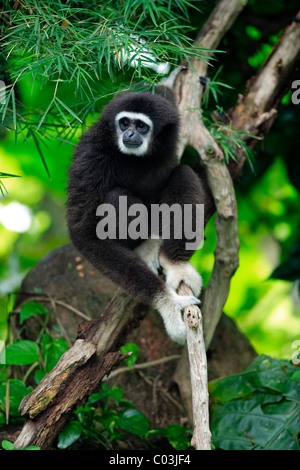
[102,88,179,158]
[115,110,153,156]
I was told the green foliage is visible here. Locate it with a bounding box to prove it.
[207,119,256,171]
[2,439,40,450]
[0,0,209,160]
[57,421,83,450]
[210,356,300,450]
[57,383,150,449]
[0,379,33,421]
[202,67,234,108]
[5,340,40,366]
[222,158,300,358]
[120,342,139,367]
[147,424,192,450]
[57,382,192,450]
[0,302,68,424]
[39,334,69,374]
[0,172,20,197]
[19,300,49,325]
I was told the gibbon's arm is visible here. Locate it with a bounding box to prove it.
[68,227,200,344]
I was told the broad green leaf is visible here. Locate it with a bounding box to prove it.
[20,301,49,325]
[57,421,82,449]
[209,355,300,403]
[5,340,40,365]
[211,398,299,450]
[210,356,300,450]
[209,373,255,403]
[41,335,69,372]
[118,409,149,438]
[2,440,15,450]
[34,368,46,385]
[92,384,124,406]
[0,379,33,415]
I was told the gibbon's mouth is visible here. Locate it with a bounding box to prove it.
[124,142,142,148]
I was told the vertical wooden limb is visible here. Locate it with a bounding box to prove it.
[178,282,211,450]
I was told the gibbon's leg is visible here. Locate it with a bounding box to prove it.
[102,187,162,271]
[92,186,200,344]
[158,165,205,297]
[134,238,162,274]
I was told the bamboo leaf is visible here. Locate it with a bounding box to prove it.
[27,128,51,179]
[55,98,83,123]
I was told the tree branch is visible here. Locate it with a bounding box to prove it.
[178,282,211,450]
[173,4,300,424]
[174,0,243,349]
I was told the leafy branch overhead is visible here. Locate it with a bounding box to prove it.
[0,0,212,151]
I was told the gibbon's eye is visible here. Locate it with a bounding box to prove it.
[119,118,129,131]
[136,120,149,134]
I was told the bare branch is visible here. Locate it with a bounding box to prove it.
[178,282,211,450]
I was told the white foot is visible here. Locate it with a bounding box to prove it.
[159,254,202,297]
[154,287,200,344]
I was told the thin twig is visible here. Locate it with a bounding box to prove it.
[12,293,91,321]
[138,370,185,413]
[103,354,181,380]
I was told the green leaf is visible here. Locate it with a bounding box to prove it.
[20,301,49,325]
[120,343,139,367]
[55,97,83,123]
[118,409,149,438]
[34,368,46,385]
[0,379,33,415]
[5,340,40,365]
[27,128,51,180]
[211,398,299,450]
[57,421,83,449]
[91,384,124,406]
[209,355,300,403]
[2,440,15,450]
[100,409,120,435]
[210,356,300,450]
[41,335,69,372]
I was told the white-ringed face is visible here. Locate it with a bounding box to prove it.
[115,111,153,156]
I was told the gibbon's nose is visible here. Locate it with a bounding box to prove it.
[124,129,135,140]
[123,129,141,146]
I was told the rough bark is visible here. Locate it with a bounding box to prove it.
[178,283,211,450]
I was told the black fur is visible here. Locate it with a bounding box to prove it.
[67,87,205,307]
